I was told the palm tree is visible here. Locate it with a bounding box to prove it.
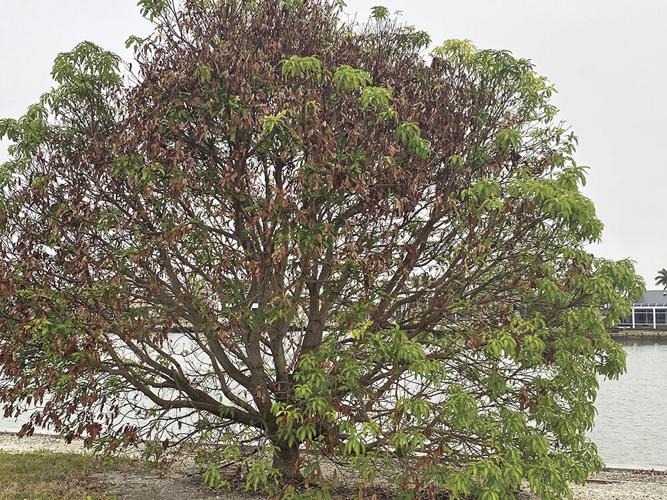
[656,268,667,289]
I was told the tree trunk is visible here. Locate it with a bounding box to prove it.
[272,442,301,484]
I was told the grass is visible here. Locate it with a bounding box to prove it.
[0,451,132,500]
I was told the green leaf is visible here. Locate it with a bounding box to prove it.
[333,65,372,92]
[137,0,167,21]
[371,5,390,20]
[280,55,323,82]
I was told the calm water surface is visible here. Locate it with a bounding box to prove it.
[591,337,667,468]
[1,337,665,468]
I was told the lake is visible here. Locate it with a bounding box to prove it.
[1,336,665,469]
[590,336,667,469]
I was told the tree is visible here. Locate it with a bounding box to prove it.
[656,269,667,289]
[0,0,643,497]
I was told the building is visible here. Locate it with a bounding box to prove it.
[619,290,667,329]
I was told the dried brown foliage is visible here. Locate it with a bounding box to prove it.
[0,0,642,496]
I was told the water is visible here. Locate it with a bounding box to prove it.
[2,336,666,468]
[591,337,667,469]
[0,409,32,434]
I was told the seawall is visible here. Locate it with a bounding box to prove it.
[611,329,667,338]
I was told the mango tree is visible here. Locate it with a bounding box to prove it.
[0,0,642,497]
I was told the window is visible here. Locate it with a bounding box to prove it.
[634,309,654,325]
[620,314,633,325]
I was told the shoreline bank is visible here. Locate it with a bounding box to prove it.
[611,329,667,338]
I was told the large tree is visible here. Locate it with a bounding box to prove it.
[0,0,643,497]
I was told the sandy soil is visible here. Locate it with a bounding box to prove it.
[0,432,85,454]
[517,469,667,499]
[91,469,260,500]
[570,470,667,499]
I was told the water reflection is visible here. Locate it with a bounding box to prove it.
[591,336,667,468]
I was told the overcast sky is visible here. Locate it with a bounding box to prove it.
[0,0,663,287]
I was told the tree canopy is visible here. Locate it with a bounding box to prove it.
[655,269,667,289]
[0,0,643,497]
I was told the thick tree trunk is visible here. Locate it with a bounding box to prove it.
[272,443,301,483]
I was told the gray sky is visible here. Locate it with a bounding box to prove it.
[0,0,663,287]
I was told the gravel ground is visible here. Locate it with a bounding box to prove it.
[2,433,667,498]
[516,469,667,499]
[91,469,259,500]
[569,469,667,499]
[0,432,85,454]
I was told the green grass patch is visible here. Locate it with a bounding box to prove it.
[0,451,132,500]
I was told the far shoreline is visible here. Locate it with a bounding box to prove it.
[611,329,667,338]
